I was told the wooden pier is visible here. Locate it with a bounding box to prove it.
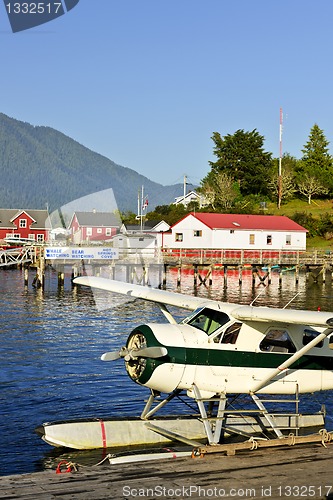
[0,246,36,268]
[2,245,333,289]
[0,439,333,499]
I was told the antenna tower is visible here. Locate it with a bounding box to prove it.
[278,108,283,209]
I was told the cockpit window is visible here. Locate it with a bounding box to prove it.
[303,329,324,348]
[221,322,241,344]
[260,329,296,353]
[183,307,230,335]
[213,322,242,344]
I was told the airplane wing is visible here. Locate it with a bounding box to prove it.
[74,276,333,328]
[73,276,212,311]
[232,305,333,328]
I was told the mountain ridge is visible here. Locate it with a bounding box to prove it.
[0,113,184,213]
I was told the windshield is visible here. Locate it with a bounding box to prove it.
[183,307,230,335]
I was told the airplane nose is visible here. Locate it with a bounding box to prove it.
[123,327,167,383]
[100,326,168,383]
[125,329,153,381]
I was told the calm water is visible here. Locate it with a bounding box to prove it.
[1,266,333,476]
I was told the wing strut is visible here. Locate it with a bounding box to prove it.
[158,303,178,324]
[250,327,333,394]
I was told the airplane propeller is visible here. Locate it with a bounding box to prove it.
[101,346,168,362]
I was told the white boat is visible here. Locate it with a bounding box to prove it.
[4,236,35,246]
[36,413,325,450]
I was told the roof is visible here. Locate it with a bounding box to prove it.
[0,209,49,229]
[174,213,308,232]
[143,220,166,229]
[174,191,201,204]
[123,220,169,232]
[73,211,120,227]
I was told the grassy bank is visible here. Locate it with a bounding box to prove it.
[268,199,333,218]
[266,199,333,250]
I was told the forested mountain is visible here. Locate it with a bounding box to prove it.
[0,113,183,213]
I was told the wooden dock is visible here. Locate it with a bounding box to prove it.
[2,245,333,289]
[1,440,333,499]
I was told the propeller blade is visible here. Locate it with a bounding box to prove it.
[101,350,123,361]
[101,346,168,362]
[133,347,168,359]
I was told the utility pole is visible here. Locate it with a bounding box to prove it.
[183,174,187,206]
[136,186,148,232]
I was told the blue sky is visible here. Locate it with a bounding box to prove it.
[1,0,333,188]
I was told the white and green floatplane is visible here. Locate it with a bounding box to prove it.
[36,277,333,450]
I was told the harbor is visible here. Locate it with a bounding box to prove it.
[3,0,333,496]
[1,265,333,500]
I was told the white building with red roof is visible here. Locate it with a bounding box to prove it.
[162,213,307,250]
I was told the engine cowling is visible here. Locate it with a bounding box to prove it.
[124,322,207,393]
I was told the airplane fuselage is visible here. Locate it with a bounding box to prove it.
[73,277,333,398]
[125,309,333,397]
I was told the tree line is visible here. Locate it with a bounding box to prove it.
[200,123,333,210]
[122,123,333,241]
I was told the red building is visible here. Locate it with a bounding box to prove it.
[0,209,49,243]
[69,211,120,244]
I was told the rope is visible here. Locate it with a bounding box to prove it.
[55,453,116,472]
[319,428,332,448]
[56,460,78,474]
[288,433,296,446]
[248,436,258,450]
[95,454,116,466]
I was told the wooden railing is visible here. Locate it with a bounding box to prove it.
[0,246,36,267]
[161,248,333,266]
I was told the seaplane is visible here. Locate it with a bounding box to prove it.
[37,276,333,452]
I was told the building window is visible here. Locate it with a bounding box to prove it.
[97,228,102,234]
[249,234,255,245]
[175,233,183,242]
[19,219,27,228]
[267,235,272,245]
[37,234,44,242]
[86,227,92,236]
[286,234,291,245]
[106,228,111,236]
[230,229,234,234]
[194,230,202,237]
[28,234,35,240]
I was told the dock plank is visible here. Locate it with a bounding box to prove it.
[1,442,333,499]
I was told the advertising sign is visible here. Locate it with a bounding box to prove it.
[44,247,119,260]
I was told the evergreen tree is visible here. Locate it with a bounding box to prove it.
[296,124,333,196]
[204,129,273,197]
